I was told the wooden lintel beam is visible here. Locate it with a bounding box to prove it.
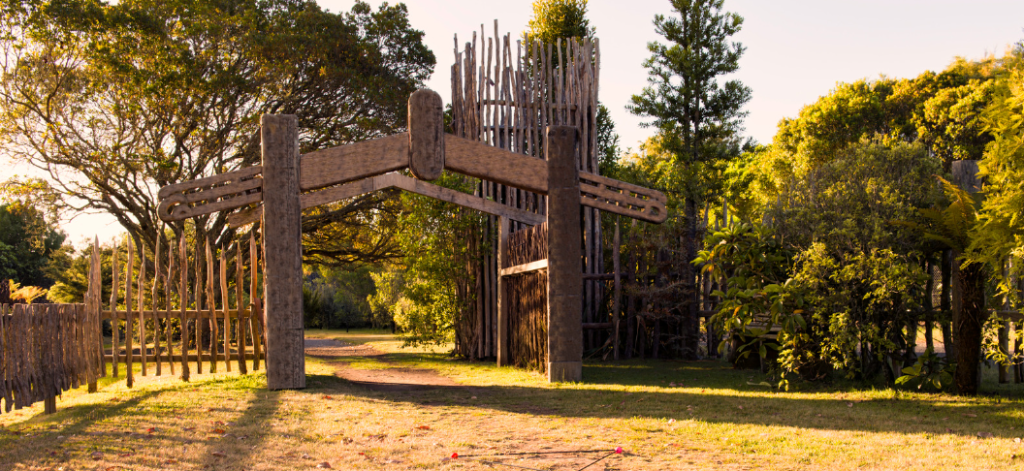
[499,259,548,277]
[228,173,547,228]
[299,134,409,191]
[445,134,548,194]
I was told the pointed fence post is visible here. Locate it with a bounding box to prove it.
[260,114,306,390]
[545,125,582,382]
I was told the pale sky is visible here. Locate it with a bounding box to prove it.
[6,0,1024,247]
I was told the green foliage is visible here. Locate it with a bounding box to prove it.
[302,264,376,330]
[895,347,955,391]
[0,201,71,288]
[973,49,1024,303]
[380,173,484,348]
[525,0,594,44]
[628,0,751,187]
[0,0,435,264]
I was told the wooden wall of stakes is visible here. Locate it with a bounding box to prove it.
[450,23,604,358]
[101,231,266,386]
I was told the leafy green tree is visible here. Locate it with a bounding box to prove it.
[525,0,594,44]
[628,0,752,357]
[0,0,434,263]
[0,201,71,289]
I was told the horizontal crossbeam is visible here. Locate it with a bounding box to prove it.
[227,173,547,228]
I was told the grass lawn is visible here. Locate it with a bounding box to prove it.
[1,329,1022,470]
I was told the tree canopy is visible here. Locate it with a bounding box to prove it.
[0,0,434,263]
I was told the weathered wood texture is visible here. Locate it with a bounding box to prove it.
[229,173,546,228]
[0,300,101,413]
[545,126,583,382]
[260,114,306,390]
[450,25,602,360]
[408,89,446,181]
[506,223,548,371]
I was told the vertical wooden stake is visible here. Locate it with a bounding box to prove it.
[179,235,190,381]
[220,246,230,372]
[236,241,247,374]
[125,236,134,388]
[261,114,306,390]
[88,238,100,391]
[496,216,510,367]
[207,239,217,374]
[110,245,120,378]
[139,244,147,376]
[154,234,162,376]
[545,125,582,383]
[613,218,621,361]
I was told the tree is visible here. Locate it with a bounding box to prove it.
[525,0,594,45]
[0,200,71,289]
[628,0,752,358]
[0,0,434,264]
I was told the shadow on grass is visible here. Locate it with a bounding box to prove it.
[312,353,1024,441]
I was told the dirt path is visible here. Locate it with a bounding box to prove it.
[304,337,460,391]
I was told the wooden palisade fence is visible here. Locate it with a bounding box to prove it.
[0,230,267,414]
[103,231,267,387]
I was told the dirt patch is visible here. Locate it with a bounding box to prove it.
[305,337,459,391]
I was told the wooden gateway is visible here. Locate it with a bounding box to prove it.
[156,90,666,388]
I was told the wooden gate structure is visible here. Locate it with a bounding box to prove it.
[157,89,666,388]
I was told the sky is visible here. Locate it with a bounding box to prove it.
[7,0,1024,247]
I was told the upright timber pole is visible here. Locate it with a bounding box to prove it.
[496,216,510,367]
[545,126,583,382]
[261,114,306,390]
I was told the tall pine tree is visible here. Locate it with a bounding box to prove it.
[628,0,751,358]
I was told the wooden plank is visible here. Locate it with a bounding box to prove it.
[158,178,262,222]
[445,135,548,194]
[499,259,548,277]
[299,134,409,192]
[125,236,135,388]
[261,114,306,389]
[158,166,264,199]
[220,246,230,372]
[408,89,445,181]
[231,173,547,229]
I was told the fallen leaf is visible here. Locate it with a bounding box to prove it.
[165,459,177,464]
[978,432,994,439]
[213,428,226,434]
[212,451,226,458]
[964,413,978,418]
[738,406,744,410]
[667,418,676,424]
[323,395,333,400]
[91,451,103,460]
[1014,437,1021,443]
[316,462,331,469]
[147,428,157,434]
[847,403,853,408]
[416,425,431,430]
[451,452,459,459]
[302,453,312,459]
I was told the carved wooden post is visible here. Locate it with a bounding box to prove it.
[497,216,510,367]
[545,126,582,382]
[261,114,306,390]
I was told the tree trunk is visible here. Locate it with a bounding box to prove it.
[924,259,934,352]
[953,258,987,395]
[681,197,700,360]
[941,250,955,361]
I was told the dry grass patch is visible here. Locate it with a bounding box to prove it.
[0,329,1022,470]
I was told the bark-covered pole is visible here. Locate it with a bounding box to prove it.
[260,114,306,390]
[545,125,582,382]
